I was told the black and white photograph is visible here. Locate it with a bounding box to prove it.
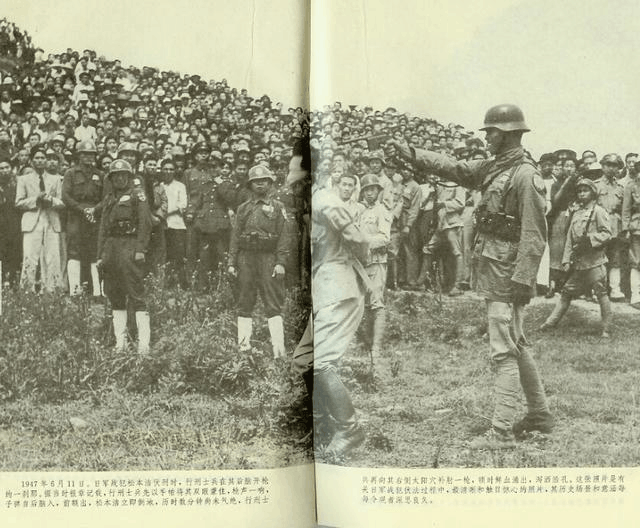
[0,0,313,475]
[309,0,640,472]
[2,0,640,527]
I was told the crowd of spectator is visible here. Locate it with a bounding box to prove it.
[0,19,310,294]
[1,17,639,320]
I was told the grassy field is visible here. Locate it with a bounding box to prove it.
[0,278,313,471]
[1,279,639,471]
[332,291,640,468]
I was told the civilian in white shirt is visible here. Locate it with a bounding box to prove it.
[160,158,188,289]
[74,112,97,143]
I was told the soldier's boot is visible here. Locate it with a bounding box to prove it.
[135,311,151,355]
[598,294,612,338]
[609,267,625,301]
[302,370,333,448]
[539,294,571,330]
[630,269,640,308]
[370,308,386,358]
[90,262,102,297]
[267,315,286,359]
[112,310,128,352]
[237,317,253,352]
[416,255,433,290]
[513,344,554,438]
[67,259,82,296]
[315,369,365,457]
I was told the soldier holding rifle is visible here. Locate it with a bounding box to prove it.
[390,104,553,449]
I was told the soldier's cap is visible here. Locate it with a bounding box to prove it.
[247,164,276,184]
[600,153,624,168]
[367,150,385,164]
[539,153,556,164]
[108,159,133,175]
[45,148,58,159]
[117,142,138,156]
[51,134,66,144]
[553,149,577,161]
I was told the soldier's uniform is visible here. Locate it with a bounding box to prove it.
[399,177,421,288]
[62,150,104,296]
[185,165,233,288]
[542,179,612,335]
[357,174,392,356]
[309,184,370,455]
[596,175,625,300]
[621,171,640,306]
[97,159,153,354]
[228,165,290,357]
[395,104,553,445]
[423,180,466,294]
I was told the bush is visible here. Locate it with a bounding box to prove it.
[0,275,311,403]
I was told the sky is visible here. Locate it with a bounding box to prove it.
[4,0,640,158]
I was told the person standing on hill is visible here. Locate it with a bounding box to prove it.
[391,104,554,449]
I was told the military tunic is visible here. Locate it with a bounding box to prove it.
[406,144,549,432]
[357,201,391,309]
[185,168,235,284]
[97,185,152,311]
[228,195,289,318]
[596,176,624,267]
[62,163,103,264]
[561,202,611,298]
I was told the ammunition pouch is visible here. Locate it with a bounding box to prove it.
[474,206,520,243]
[238,232,278,252]
[109,220,137,237]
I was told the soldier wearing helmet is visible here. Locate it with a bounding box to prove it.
[62,139,104,296]
[227,165,290,359]
[541,178,612,336]
[596,153,626,301]
[356,173,392,359]
[391,104,553,449]
[97,159,153,354]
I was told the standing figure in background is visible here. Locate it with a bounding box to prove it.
[596,153,625,302]
[16,146,64,292]
[357,173,391,360]
[62,140,103,296]
[540,179,612,336]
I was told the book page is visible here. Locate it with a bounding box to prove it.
[0,1,315,527]
[310,0,640,526]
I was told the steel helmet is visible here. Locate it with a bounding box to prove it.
[479,104,530,133]
[76,140,97,154]
[108,159,133,176]
[247,164,275,183]
[575,178,597,194]
[360,173,383,191]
